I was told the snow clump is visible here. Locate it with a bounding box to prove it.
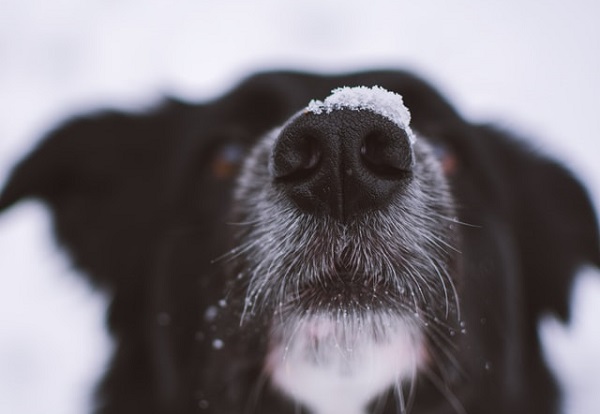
[306,86,416,144]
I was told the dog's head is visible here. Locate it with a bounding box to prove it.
[1,70,598,414]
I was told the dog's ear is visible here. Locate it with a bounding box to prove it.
[522,157,600,320]
[0,109,166,210]
[0,104,194,289]
[0,72,307,293]
[0,72,304,291]
[482,127,600,321]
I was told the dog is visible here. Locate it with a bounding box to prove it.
[0,70,598,414]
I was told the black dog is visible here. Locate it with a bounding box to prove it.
[1,70,598,414]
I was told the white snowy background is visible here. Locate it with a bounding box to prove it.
[0,1,599,413]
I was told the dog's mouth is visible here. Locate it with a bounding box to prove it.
[282,265,411,316]
[233,203,460,325]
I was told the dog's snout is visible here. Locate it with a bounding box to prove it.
[270,109,413,221]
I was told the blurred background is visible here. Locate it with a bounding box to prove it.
[0,1,599,413]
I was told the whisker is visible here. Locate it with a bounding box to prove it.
[421,367,467,414]
[422,320,459,354]
[225,218,266,226]
[422,231,462,255]
[425,257,450,318]
[213,237,262,264]
[428,212,480,229]
[394,381,407,414]
[405,361,418,414]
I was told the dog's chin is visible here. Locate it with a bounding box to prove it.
[280,273,410,317]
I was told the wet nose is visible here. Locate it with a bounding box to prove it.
[269,109,414,221]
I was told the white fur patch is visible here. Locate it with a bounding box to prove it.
[267,314,423,414]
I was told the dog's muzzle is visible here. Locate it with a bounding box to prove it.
[231,87,457,323]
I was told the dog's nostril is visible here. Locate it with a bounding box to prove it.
[360,130,412,178]
[270,133,322,180]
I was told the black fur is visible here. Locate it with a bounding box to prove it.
[1,70,598,414]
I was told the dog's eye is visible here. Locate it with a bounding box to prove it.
[211,143,245,179]
[432,143,458,176]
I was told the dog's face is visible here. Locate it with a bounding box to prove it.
[0,70,598,414]
[234,89,457,319]
[232,88,459,411]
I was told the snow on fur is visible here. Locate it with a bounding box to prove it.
[306,86,416,144]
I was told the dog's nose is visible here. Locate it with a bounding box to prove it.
[270,109,413,221]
